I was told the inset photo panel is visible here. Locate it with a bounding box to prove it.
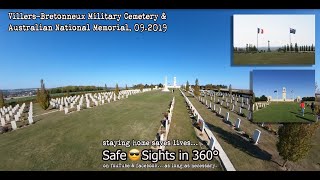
[233,14,315,66]
[252,70,316,123]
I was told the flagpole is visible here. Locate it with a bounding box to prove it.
[289,29,291,52]
[257,30,259,51]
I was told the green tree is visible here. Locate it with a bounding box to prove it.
[66,90,70,97]
[36,79,50,110]
[260,95,268,101]
[287,44,289,51]
[294,43,298,52]
[311,44,314,51]
[139,84,143,92]
[115,83,119,96]
[229,84,232,95]
[186,81,190,92]
[126,84,128,90]
[277,122,320,168]
[193,79,200,98]
[105,84,108,91]
[0,91,5,108]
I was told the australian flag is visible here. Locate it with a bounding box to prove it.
[274,90,277,93]
[290,28,296,34]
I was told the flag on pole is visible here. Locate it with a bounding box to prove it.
[290,28,296,34]
[258,28,264,34]
[274,90,277,93]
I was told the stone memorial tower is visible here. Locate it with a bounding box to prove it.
[282,87,286,101]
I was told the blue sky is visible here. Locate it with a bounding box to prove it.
[0,9,318,89]
[234,15,315,47]
[253,70,315,98]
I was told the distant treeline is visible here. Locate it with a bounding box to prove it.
[302,97,315,101]
[49,84,165,94]
[255,95,268,102]
[132,83,163,89]
[234,43,315,53]
[197,84,227,90]
[49,86,106,94]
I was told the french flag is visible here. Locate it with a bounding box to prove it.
[258,28,264,34]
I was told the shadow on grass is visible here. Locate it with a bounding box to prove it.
[289,111,315,122]
[205,122,272,161]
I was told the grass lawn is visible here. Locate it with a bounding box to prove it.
[163,90,222,171]
[0,90,173,170]
[233,52,315,65]
[253,102,316,123]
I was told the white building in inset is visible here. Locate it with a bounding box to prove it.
[267,87,299,102]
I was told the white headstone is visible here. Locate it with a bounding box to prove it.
[239,107,242,114]
[59,105,63,111]
[235,118,241,129]
[1,118,5,126]
[28,116,33,124]
[253,129,261,145]
[77,105,81,111]
[11,121,17,130]
[165,120,169,132]
[225,112,229,121]
[5,114,10,121]
[209,137,215,150]
[218,107,221,115]
[64,108,69,114]
[200,119,205,133]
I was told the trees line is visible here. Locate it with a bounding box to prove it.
[233,43,315,53]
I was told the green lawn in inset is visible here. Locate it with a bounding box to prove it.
[233,52,315,65]
[253,102,316,123]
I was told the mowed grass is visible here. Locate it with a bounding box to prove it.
[253,102,316,123]
[163,90,222,171]
[233,52,315,65]
[0,90,172,170]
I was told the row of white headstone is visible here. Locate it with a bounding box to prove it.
[196,91,260,145]
[50,89,146,115]
[253,102,269,112]
[159,96,175,150]
[202,90,251,106]
[1,102,33,131]
[193,89,251,112]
